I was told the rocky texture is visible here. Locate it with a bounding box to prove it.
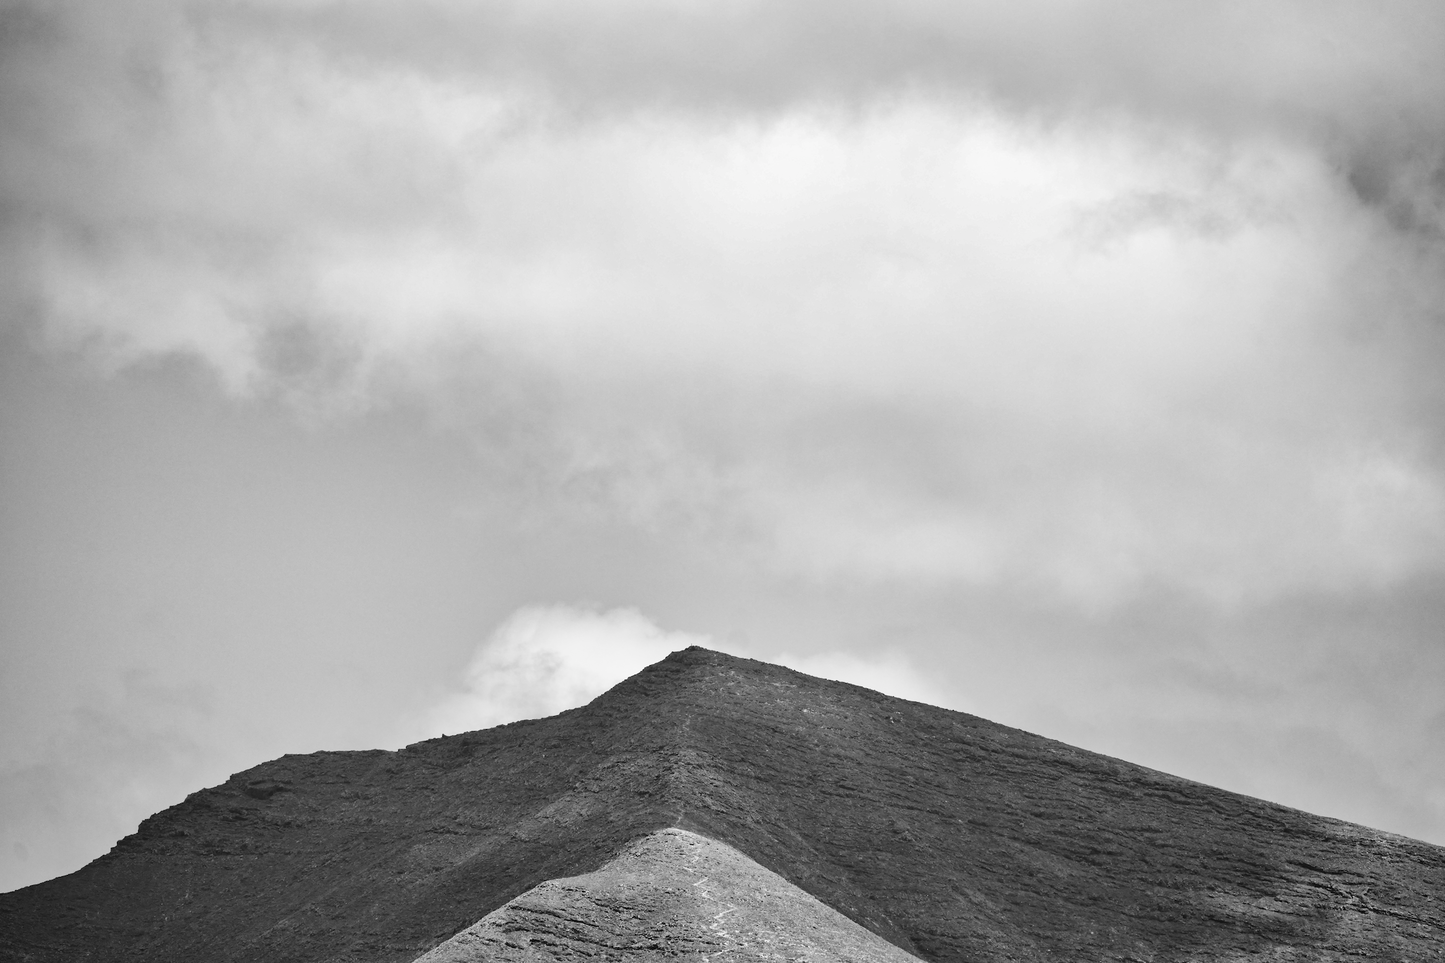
[2,646,1444,962]
[418,828,921,962]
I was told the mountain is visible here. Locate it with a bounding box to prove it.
[1,646,1442,961]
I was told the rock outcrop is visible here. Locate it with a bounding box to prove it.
[1,646,1442,961]
[418,828,921,962]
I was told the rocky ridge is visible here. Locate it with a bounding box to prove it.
[1,646,1443,962]
[417,828,922,962]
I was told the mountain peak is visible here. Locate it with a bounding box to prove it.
[3,651,1443,962]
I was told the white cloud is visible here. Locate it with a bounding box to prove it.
[7,0,1445,614]
[423,606,714,736]
[417,605,953,739]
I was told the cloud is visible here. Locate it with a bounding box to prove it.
[416,605,950,739]
[423,606,714,736]
[6,0,1445,612]
[219,2,1445,120]
[212,0,1445,224]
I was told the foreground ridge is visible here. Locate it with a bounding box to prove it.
[2,646,1443,962]
[418,828,921,962]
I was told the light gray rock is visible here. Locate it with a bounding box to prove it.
[416,828,922,962]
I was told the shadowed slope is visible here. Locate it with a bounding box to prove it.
[417,828,922,962]
[647,650,1445,961]
[0,665,689,962]
[2,646,1443,962]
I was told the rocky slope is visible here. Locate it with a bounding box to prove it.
[1,646,1443,962]
[417,828,921,962]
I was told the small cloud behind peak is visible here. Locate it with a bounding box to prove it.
[408,605,954,743]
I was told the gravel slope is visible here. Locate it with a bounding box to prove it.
[417,828,922,962]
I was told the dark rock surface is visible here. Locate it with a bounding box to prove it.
[1,646,1443,961]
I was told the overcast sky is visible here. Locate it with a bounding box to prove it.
[4,0,1445,892]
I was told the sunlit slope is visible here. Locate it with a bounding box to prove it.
[1,646,1443,962]
[417,828,921,962]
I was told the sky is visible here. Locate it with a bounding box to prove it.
[3,0,1445,892]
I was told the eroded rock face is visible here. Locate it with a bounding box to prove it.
[417,829,921,963]
[2,647,1443,962]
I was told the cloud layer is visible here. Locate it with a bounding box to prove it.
[7,0,1445,611]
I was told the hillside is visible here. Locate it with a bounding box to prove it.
[1,646,1442,961]
[416,828,921,962]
